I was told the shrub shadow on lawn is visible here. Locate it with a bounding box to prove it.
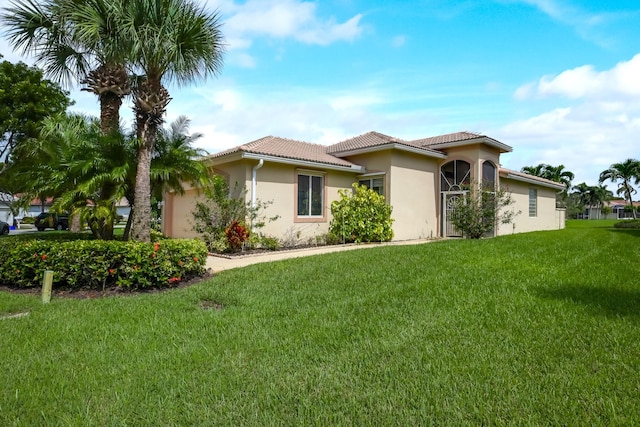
[607,228,640,237]
[536,284,640,319]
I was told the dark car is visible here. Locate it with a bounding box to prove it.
[0,220,8,235]
[35,212,69,231]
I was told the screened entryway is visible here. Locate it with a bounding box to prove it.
[441,160,470,237]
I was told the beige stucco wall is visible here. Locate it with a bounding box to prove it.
[342,149,440,240]
[248,162,356,243]
[497,178,564,235]
[388,152,439,240]
[163,158,359,243]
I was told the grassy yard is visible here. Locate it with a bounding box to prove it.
[1,220,639,425]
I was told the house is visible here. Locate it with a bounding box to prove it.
[578,200,639,220]
[162,131,566,241]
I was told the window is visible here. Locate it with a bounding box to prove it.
[358,177,384,195]
[441,160,471,191]
[297,173,324,217]
[482,161,496,189]
[529,188,537,217]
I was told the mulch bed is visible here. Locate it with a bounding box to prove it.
[0,271,214,299]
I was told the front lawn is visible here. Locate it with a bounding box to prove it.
[1,220,639,425]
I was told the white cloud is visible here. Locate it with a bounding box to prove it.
[516,54,640,101]
[223,0,363,47]
[499,53,640,185]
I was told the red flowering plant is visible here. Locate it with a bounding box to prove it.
[225,220,250,252]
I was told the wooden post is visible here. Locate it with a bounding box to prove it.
[42,270,53,304]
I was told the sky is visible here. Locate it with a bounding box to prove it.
[1,0,639,187]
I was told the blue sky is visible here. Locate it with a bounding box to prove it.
[2,0,640,187]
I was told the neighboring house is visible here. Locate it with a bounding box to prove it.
[578,200,639,220]
[163,131,566,241]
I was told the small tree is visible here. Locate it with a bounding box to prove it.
[330,183,394,243]
[450,183,519,239]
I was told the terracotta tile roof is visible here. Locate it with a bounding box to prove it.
[208,135,357,168]
[412,131,484,147]
[327,131,444,157]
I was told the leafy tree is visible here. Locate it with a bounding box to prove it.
[449,183,518,239]
[599,159,640,219]
[0,56,72,165]
[118,0,225,242]
[330,183,394,243]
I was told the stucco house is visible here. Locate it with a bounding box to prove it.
[162,131,566,241]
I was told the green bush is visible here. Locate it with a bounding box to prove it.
[0,237,207,289]
[330,183,394,243]
[614,219,640,229]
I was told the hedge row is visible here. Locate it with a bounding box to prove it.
[614,219,640,229]
[0,237,208,289]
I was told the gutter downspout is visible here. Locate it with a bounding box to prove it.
[251,159,264,209]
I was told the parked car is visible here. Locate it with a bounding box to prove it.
[0,220,9,235]
[35,212,69,231]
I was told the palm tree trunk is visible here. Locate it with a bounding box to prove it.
[130,140,153,242]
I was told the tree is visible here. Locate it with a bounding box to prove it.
[449,183,519,239]
[5,113,131,239]
[570,183,612,219]
[599,159,640,219]
[119,0,225,242]
[1,0,130,135]
[122,115,210,239]
[0,55,72,165]
[521,163,575,207]
[5,113,209,240]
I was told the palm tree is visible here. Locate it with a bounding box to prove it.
[1,0,131,136]
[121,115,210,239]
[599,159,640,219]
[521,164,548,177]
[7,113,132,239]
[118,0,224,242]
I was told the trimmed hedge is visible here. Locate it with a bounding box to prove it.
[0,237,207,289]
[614,219,640,229]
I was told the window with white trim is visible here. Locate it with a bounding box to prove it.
[358,177,384,195]
[297,173,324,217]
[529,188,537,217]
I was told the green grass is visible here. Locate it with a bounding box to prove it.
[1,220,640,425]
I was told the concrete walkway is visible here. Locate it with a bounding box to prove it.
[205,239,435,273]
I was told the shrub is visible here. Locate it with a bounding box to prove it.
[613,219,640,229]
[0,236,207,289]
[192,176,278,252]
[330,183,394,243]
[449,183,519,239]
[225,221,250,252]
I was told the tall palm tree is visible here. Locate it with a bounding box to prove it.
[119,0,224,242]
[599,158,640,219]
[1,0,130,135]
[121,115,210,239]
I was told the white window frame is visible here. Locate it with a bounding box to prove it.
[296,171,325,219]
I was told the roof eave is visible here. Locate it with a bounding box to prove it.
[502,172,566,190]
[430,137,513,153]
[331,143,448,159]
[242,152,365,173]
